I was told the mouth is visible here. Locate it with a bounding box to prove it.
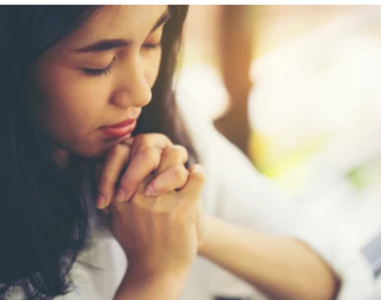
[100,118,138,138]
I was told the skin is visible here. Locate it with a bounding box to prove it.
[28,5,340,300]
[27,5,193,207]
[28,5,163,159]
[28,5,208,300]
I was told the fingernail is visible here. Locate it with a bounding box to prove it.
[116,188,127,202]
[145,185,157,197]
[97,194,107,209]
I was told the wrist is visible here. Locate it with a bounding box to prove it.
[118,267,189,299]
[198,215,221,258]
[125,264,190,283]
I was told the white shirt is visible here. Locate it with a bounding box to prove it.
[55,91,376,300]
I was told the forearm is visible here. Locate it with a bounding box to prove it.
[113,269,188,300]
[199,216,340,300]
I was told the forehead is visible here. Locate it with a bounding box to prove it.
[64,5,168,49]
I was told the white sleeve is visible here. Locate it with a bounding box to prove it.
[57,236,126,300]
[175,90,376,300]
[56,262,103,300]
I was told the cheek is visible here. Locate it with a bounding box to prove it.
[144,50,162,88]
[33,65,111,140]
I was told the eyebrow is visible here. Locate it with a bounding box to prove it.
[71,8,171,53]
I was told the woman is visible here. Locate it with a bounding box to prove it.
[0,5,374,300]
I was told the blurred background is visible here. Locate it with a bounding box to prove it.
[176,5,381,254]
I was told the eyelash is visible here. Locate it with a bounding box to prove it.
[82,42,162,77]
[83,57,115,77]
[142,42,162,51]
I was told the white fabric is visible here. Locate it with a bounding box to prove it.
[54,90,376,300]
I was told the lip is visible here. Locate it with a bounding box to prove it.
[102,118,137,128]
[100,119,137,138]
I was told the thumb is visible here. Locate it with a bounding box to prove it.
[178,164,206,203]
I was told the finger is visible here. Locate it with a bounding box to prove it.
[116,146,163,202]
[144,145,188,196]
[115,133,173,202]
[129,133,172,158]
[145,165,189,196]
[156,145,188,173]
[111,175,155,214]
[178,164,206,203]
[96,144,130,209]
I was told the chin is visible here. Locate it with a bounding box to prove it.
[76,141,116,160]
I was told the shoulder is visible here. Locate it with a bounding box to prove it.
[175,90,288,220]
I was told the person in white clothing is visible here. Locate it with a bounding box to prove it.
[0,5,375,300]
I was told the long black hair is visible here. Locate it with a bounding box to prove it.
[0,5,193,300]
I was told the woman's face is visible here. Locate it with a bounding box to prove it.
[28,5,168,160]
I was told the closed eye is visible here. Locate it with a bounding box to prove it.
[142,42,162,51]
[83,57,116,77]
[82,40,161,77]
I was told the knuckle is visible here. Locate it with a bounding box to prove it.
[157,133,171,144]
[151,132,169,141]
[141,133,171,145]
[135,133,167,145]
[137,146,154,160]
[172,144,188,156]
[163,145,188,162]
[190,165,206,183]
[137,147,161,168]
[176,145,189,162]
[171,165,188,180]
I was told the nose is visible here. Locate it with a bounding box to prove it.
[110,56,152,109]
